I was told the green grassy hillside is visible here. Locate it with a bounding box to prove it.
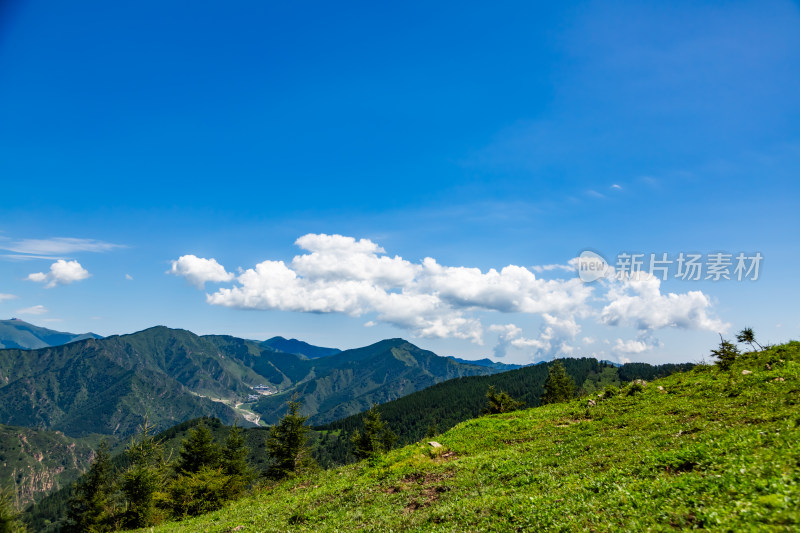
[319,357,693,449]
[147,342,799,532]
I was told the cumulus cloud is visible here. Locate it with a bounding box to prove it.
[170,234,727,355]
[600,272,728,332]
[27,260,90,288]
[193,234,592,344]
[17,305,48,315]
[0,293,17,302]
[489,324,525,358]
[168,255,235,288]
[489,314,582,361]
[613,338,650,354]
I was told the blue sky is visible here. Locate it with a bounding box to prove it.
[1,0,798,364]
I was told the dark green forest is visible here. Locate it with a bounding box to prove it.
[317,358,693,449]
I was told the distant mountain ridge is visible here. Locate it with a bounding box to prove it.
[261,336,341,359]
[251,338,496,425]
[0,319,101,350]
[446,355,525,371]
[0,326,496,438]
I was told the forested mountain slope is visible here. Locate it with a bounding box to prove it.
[251,339,495,425]
[319,357,693,447]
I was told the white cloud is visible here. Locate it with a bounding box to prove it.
[613,338,650,354]
[171,234,728,354]
[611,184,622,190]
[531,263,575,273]
[489,324,525,358]
[599,272,728,332]
[489,314,582,361]
[27,260,91,288]
[193,234,591,344]
[17,305,48,315]
[0,293,17,302]
[125,274,134,280]
[168,255,234,289]
[2,237,123,255]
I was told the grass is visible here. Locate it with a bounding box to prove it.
[145,342,800,532]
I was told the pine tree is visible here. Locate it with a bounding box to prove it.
[484,385,525,414]
[540,360,575,405]
[425,422,439,439]
[736,327,763,352]
[175,422,221,474]
[266,397,315,479]
[64,440,113,532]
[220,424,253,495]
[166,420,238,518]
[711,336,740,370]
[351,406,397,460]
[120,418,165,529]
[0,487,26,533]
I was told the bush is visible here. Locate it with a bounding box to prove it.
[351,406,397,460]
[602,385,619,399]
[484,386,525,415]
[626,381,645,396]
[166,467,230,519]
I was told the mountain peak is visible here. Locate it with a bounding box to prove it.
[262,336,341,359]
[0,319,102,350]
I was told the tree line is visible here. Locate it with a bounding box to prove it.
[56,396,325,532]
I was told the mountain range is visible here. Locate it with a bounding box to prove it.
[0,326,495,438]
[250,338,494,425]
[1,321,705,524]
[0,319,101,350]
[260,336,341,359]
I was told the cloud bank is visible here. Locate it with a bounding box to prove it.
[170,233,727,361]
